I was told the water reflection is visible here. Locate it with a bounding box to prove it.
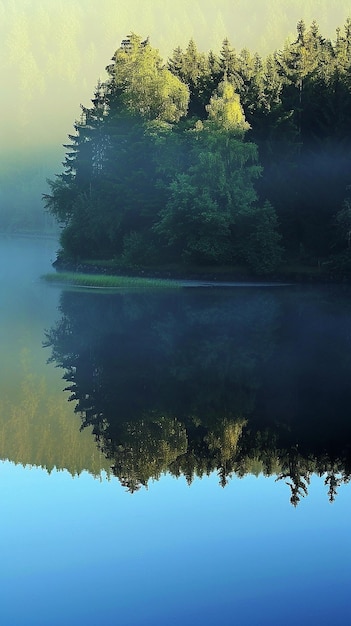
[44,286,351,504]
[0,235,111,478]
[0,346,110,477]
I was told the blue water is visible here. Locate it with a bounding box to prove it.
[0,465,349,626]
[0,236,350,626]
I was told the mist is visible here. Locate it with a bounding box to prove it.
[1,0,351,232]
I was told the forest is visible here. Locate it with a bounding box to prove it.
[45,19,351,276]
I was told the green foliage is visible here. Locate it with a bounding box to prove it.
[121,230,162,266]
[154,83,283,268]
[45,18,351,277]
[167,39,212,117]
[107,34,189,123]
[238,201,284,274]
[206,79,250,133]
[155,173,232,264]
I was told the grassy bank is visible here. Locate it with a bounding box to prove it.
[48,251,350,285]
[42,271,183,289]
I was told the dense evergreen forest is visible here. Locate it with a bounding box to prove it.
[45,20,351,275]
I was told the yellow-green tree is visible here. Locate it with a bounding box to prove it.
[155,79,282,270]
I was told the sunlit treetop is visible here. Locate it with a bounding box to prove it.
[106,33,189,124]
[206,79,250,134]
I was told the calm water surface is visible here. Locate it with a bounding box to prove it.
[0,236,350,626]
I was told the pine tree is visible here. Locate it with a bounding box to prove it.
[167,38,211,118]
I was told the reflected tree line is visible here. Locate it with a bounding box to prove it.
[44,287,351,505]
[0,348,110,477]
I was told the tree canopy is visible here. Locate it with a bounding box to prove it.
[45,19,351,276]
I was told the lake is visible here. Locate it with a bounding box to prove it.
[0,235,350,626]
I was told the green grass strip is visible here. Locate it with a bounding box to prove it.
[42,271,182,289]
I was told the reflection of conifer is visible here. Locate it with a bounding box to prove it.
[103,415,188,491]
[324,471,342,503]
[316,456,351,502]
[276,447,311,507]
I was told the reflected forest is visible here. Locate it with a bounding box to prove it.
[44,286,351,506]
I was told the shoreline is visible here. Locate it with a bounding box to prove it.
[2,232,348,284]
[51,257,349,286]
